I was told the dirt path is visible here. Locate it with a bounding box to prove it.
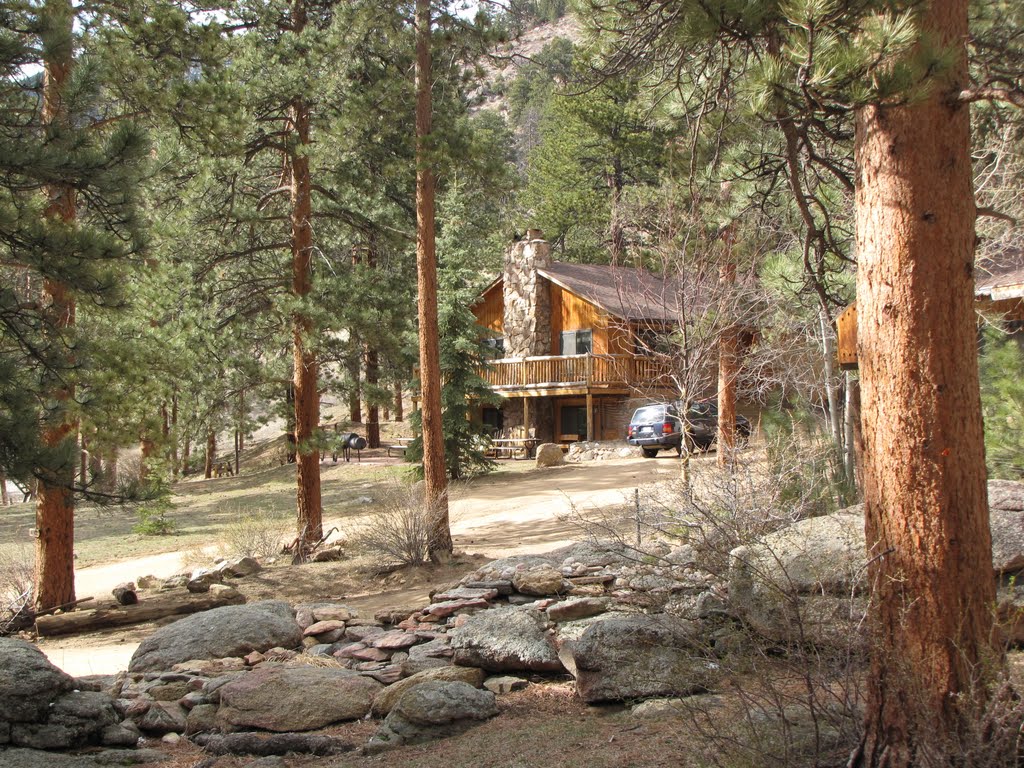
[42,456,687,675]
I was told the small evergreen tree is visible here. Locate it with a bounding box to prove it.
[408,182,503,481]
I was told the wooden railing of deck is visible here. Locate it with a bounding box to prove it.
[480,354,673,391]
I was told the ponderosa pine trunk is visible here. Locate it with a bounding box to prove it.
[716,249,738,467]
[288,21,322,552]
[394,379,404,422]
[415,0,451,562]
[850,0,998,762]
[35,0,77,611]
[204,430,215,479]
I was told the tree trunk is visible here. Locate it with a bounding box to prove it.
[102,452,118,493]
[170,388,179,478]
[140,435,156,483]
[366,346,381,449]
[79,432,88,489]
[716,246,738,467]
[844,372,860,490]
[288,29,323,554]
[285,382,297,464]
[851,0,999,762]
[347,353,361,424]
[0,473,9,506]
[607,157,625,265]
[204,430,216,479]
[415,0,451,562]
[394,379,404,422]
[35,0,77,611]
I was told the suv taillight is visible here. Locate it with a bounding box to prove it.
[663,422,673,434]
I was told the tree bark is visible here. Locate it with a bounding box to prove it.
[285,382,297,464]
[851,0,999,762]
[415,0,451,562]
[0,473,9,506]
[170,389,179,478]
[394,379,404,422]
[204,430,216,479]
[288,5,323,554]
[716,238,738,467]
[35,0,77,611]
[365,347,381,448]
[347,352,361,424]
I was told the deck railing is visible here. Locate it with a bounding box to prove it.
[479,354,673,390]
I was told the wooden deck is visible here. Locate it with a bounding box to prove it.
[479,354,674,397]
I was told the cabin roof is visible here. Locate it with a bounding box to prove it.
[977,248,1024,301]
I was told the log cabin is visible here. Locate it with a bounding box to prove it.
[470,230,682,443]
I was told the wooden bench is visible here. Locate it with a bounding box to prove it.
[487,438,540,460]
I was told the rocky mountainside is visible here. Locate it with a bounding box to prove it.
[472,14,583,116]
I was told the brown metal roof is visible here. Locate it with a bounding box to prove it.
[538,262,681,321]
[976,248,1024,300]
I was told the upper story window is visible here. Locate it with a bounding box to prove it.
[482,337,505,358]
[560,329,592,355]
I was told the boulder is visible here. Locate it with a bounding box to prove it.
[218,556,261,578]
[566,614,716,703]
[217,666,382,732]
[0,638,77,723]
[535,443,564,468]
[729,513,866,601]
[546,597,608,623]
[512,565,566,596]
[989,480,1024,574]
[371,666,486,717]
[129,601,302,672]
[449,605,563,672]
[368,681,497,752]
[9,691,121,749]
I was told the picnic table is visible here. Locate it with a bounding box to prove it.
[488,437,540,460]
[387,437,414,458]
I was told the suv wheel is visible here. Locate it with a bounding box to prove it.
[642,447,659,458]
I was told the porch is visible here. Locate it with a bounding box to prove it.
[480,353,674,397]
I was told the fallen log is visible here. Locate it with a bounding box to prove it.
[192,732,355,756]
[35,588,245,637]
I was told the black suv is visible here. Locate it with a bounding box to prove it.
[626,400,751,458]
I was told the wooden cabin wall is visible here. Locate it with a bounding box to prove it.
[473,284,505,334]
[550,284,613,354]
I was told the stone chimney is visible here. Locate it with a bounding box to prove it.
[503,230,552,357]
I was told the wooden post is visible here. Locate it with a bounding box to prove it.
[523,397,530,438]
[585,392,594,442]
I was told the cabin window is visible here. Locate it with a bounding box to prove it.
[482,337,505,358]
[560,329,592,355]
[635,327,673,356]
[560,405,588,438]
[481,407,504,435]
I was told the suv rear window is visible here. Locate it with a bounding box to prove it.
[632,406,668,424]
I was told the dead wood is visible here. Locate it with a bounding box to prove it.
[34,589,244,636]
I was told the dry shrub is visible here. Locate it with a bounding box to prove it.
[219,509,290,560]
[347,482,445,568]
[0,544,35,634]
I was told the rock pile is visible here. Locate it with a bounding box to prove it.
[565,441,640,462]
